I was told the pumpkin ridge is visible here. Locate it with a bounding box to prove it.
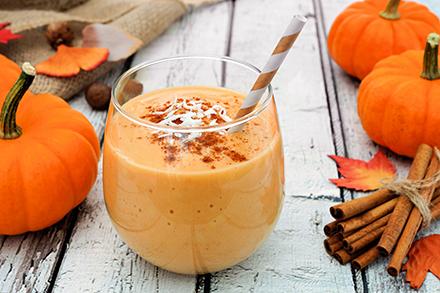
[28,129,98,211]
[364,68,413,79]
[362,76,413,145]
[399,1,428,14]
[333,14,375,76]
[401,8,439,23]
[420,82,433,147]
[379,82,399,151]
[405,20,440,46]
[402,50,423,70]
[329,11,365,58]
[381,78,423,154]
[351,18,384,78]
[35,127,99,167]
[18,141,79,232]
[16,154,30,233]
[30,108,100,157]
[374,51,420,72]
[19,103,70,128]
[390,21,398,58]
[401,20,430,47]
[45,127,100,161]
[30,138,78,205]
[393,20,424,54]
[426,83,440,148]
[358,73,412,139]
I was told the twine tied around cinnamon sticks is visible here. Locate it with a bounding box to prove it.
[381,148,440,227]
[324,144,440,274]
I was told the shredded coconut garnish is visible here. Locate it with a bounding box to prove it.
[142,97,232,142]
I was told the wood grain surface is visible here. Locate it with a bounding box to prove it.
[0,1,439,292]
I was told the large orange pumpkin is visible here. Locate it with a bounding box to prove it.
[0,54,99,235]
[328,0,440,80]
[358,33,440,158]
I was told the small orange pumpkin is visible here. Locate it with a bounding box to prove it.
[328,0,440,80]
[358,33,440,157]
[0,54,99,235]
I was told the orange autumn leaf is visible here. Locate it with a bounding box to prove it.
[329,151,396,191]
[36,45,109,77]
[402,234,440,289]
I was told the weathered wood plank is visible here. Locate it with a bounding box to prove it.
[212,196,354,293]
[318,0,440,292]
[52,3,232,292]
[222,0,339,197]
[0,63,126,293]
[211,0,354,291]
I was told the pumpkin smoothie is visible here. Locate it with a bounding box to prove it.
[103,86,284,274]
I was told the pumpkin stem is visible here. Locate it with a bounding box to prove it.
[0,62,35,139]
[380,0,401,20]
[421,33,440,81]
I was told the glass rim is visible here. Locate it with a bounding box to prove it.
[111,55,274,134]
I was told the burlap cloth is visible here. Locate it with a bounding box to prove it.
[0,0,220,99]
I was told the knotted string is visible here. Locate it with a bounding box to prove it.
[382,148,440,227]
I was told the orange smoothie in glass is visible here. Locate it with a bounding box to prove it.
[103,86,284,274]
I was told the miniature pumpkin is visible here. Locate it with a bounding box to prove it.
[358,33,440,157]
[0,54,99,235]
[328,0,440,80]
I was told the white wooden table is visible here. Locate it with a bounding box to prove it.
[1,0,440,292]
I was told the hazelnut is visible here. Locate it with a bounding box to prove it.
[120,79,143,103]
[45,21,74,49]
[85,82,111,110]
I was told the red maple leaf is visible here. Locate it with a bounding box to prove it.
[0,22,22,44]
[402,234,440,289]
[329,150,397,191]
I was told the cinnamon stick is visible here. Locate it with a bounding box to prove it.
[343,214,390,248]
[335,232,345,241]
[324,235,343,255]
[387,153,440,276]
[378,144,433,256]
[346,226,385,254]
[324,220,339,236]
[324,220,338,236]
[337,198,397,234]
[351,199,440,270]
[352,246,380,270]
[333,249,355,265]
[341,190,439,248]
[330,189,396,220]
[334,242,376,265]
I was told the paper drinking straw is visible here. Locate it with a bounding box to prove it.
[231,15,307,131]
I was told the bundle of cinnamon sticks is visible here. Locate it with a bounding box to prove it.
[324,144,440,276]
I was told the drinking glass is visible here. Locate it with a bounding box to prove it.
[103,56,285,274]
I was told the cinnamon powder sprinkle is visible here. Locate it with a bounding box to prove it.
[224,150,247,162]
[139,97,248,164]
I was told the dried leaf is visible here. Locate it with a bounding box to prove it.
[0,22,22,44]
[36,45,109,77]
[402,234,440,289]
[329,150,397,191]
[82,23,142,62]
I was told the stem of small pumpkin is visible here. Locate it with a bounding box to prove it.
[421,33,440,81]
[0,62,35,139]
[380,0,401,20]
